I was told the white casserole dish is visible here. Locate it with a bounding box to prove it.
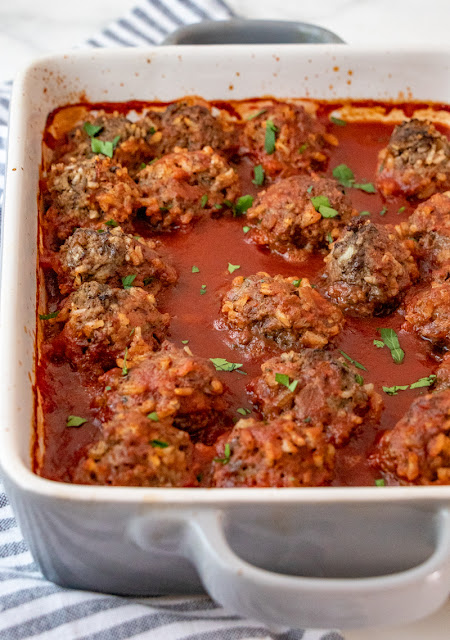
[1,44,450,630]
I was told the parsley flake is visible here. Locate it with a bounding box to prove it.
[214,443,231,464]
[383,385,409,396]
[377,328,405,364]
[181,340,189,345]
[151,439,170,448]
[326,232,333,243]
[355,374,364,385]
[338,350,367,371]
[147,412,159,422]
[122,347,129,376]
[360,211,371,216]
[191,265,200,273]
[243,226,250,233]
[375,478,385,487]
[105,219,118,227]
[237,407,251,416]
[200,284,207,295]
[247,109,267,120]
[105,386,111,391]
[234,195,254,216]
[332,164,376,193]
[292,279,302,287]
[330,116,347,126]
[66,415,87,428]
[122,274,136,289]
[398,206,406,214]
[140,162,147,169]
[380,207,387,216]
[275,373,298,392]
[83,122,103,137]
[409,374,436,389]
[311,195,339,218]
[200,194,208,208]
[228,263,240,274]
[252,164,265,186]
[373,340,385,348]
[307,185,313,193]
[298,143,308,154]
[91,138,115,158]
[264,119,278,154]
[210,358,246,374]
[39,311,59,320]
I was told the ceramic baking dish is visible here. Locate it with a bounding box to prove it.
[1,45,450,631]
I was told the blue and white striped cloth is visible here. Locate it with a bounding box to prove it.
[0,1,344,637]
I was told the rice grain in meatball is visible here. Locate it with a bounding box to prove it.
[98,341,228,434]
[72,409,198,487]
[376,119,450,199]
[212,415,335,487]
[52,282,169,375]
[404,282,450,347]
[240,102,337,178]
[324,219,418,316]
[248,349,382,446]
[137,146,240,229]
[220,273,344,354]
[246,173,356,259]
[372,391,450,485]
[56,226,177,295]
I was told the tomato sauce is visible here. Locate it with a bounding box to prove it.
[36,100,450,485]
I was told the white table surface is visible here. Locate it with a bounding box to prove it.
[1,0,449,638]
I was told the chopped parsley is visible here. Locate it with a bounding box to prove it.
[264,119,278,154]
[304,417,311,423]
[292,279,302,287]
[39,311,59,320]
[214,443,231,464]
[330,116,347,126]
[210,358,246,374]
[243,226,250,233]
[140,162,147,169]
[275,373,298,392]
[326,232,333,243]
[398,206,406,214]
[66,415,87,428]
[375,478,385,487]
[147,412,159,422]
[355,374,364,385]
[247,109,267,120]
[200,194,208,208]
[105,219,118,227]
[237,407,251,416]
[105,386,111,391]
[383,385,409,396]
[360,211,371,216]
[228,263,240,274]
[252,164,265,186]
[214,203,222,210]
[377,328,405,364]
[373,340,385,348]
[234,195,254,216]
[379,207,387,216]
[151,439,170,448]
[200,284,207,295]
[181,340,189,345]
[122,347,129,376]
[338,350,367,371]
[91,135,120,158]
[122,274,136,289]
[383,374,436,395]
[307,185,313,194]
[191,265,200,273]
[83,122,103,137]
[298,143,308,154]
[332,164,376,193]
[311,195,339,218]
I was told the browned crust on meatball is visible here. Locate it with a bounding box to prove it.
[247,349,382,446]
[136,146,241,229]
[56,226,177,295]
[404,282,450,347]
[324,219,419,316]
[240,102,337,178]
[43,156,141,244]
[376,119,450,200]
[371,391,450,485]
[71,409,198,487]
[211,415,335,487]
[51,282,169,375]
[220,273,344,355]
[97,341,228,434]
[246,174,356,259]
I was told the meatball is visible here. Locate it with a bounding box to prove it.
[248,350,382,446]
[246,174,356,259]
[98,341,228,434]
[404,282,450,347]
[376,119,450,199]
[220,273,344,354]
[72,410,198,487]
[324,219,418,316]
[372,391,450,485]
[52,282,169,375]
[408,192,450,280]
[240,102,337,178]
[44,156,141,243]
[56,226,177,295]
[60,110,161,174]
[136,146,240,229]
[211,415,335,487]
[157,100,237,155]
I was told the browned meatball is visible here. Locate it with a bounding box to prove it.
[72,409,198,487]
[372,391,450,485]
[98,342,228,434]
[324,219,418,316]
[246,174,356,259]
[240,102,337,178]
[404,282,450,347]
[211,415,335,487]
[157,100,237,155]
[376,119,450,199]
[52,282,169,375]
[220,273,344,355]
[59,110,161,175]
[136,147,240,229]
[408,192,450,280]
[44,156,141,244]
[248,350,382,446]
[56,226,177,295]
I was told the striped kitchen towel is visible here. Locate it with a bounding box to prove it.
[0,1,344,638]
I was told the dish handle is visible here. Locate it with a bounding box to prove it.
[183,508,450,629]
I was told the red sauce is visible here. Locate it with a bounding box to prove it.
[36,100,450,485]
